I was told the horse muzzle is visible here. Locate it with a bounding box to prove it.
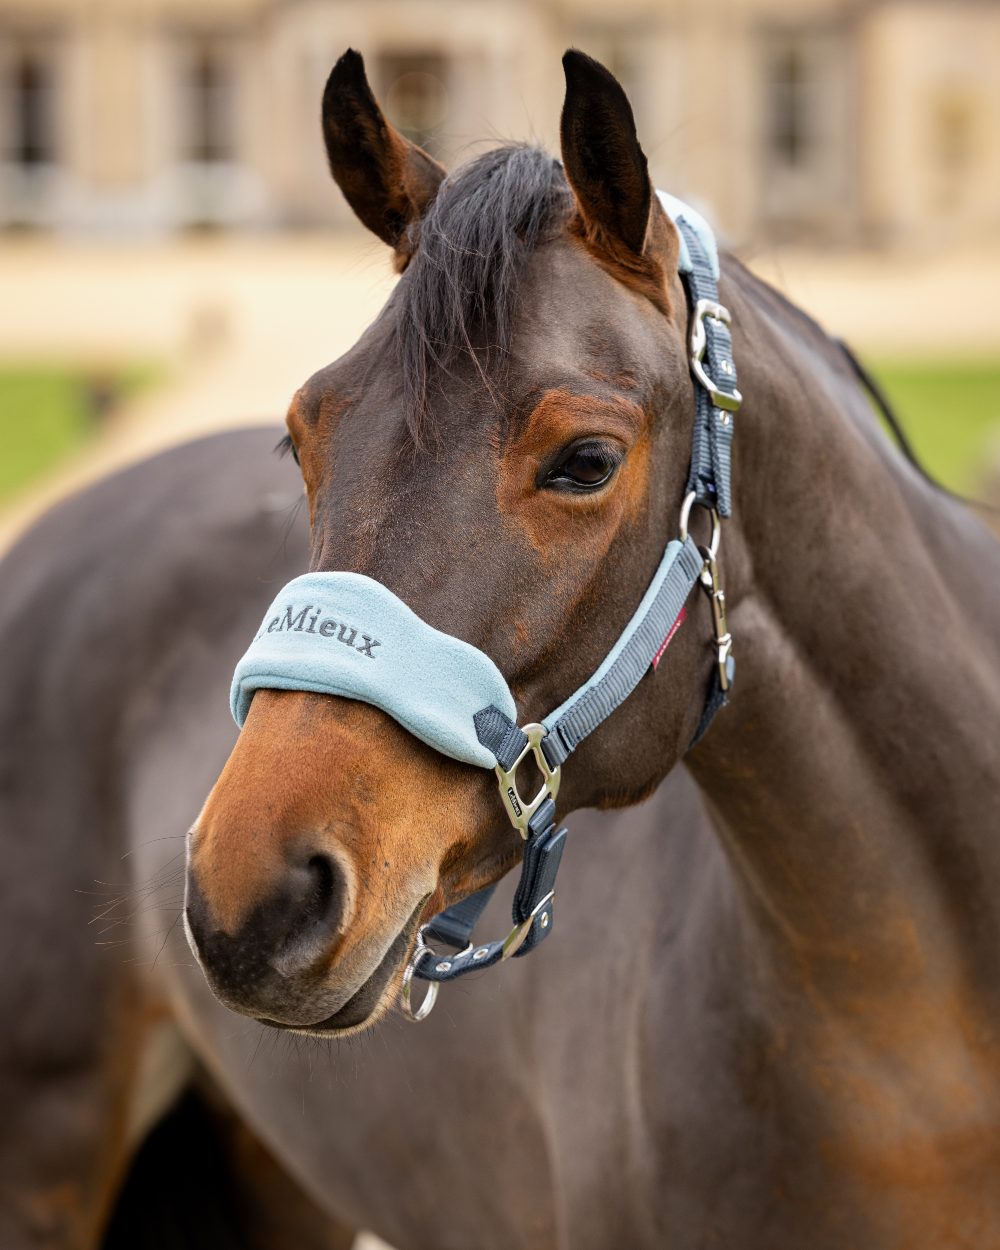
[184,857,426,1033]
[183,689,496,1033]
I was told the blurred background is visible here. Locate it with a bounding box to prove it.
[1,0,999,552]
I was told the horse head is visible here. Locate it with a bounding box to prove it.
[185,49,725,1034]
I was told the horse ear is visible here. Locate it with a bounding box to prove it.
[559,49,653,260]
[322,49,446,264]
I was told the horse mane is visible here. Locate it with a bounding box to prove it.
[393,144,572,441]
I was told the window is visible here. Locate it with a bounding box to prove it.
[758,30,854,239]
[378,52,448,151]
[183,40,235,164]
[765,41,813,170]
[7,49,56,167]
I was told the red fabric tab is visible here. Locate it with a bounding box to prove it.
[652,606,686,671]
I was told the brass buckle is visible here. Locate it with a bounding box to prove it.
[494,723,561,839]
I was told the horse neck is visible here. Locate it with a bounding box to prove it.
[685,264,1000,1005]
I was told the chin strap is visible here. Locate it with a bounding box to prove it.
[402,219,741,1018]
[401,800,566,1020]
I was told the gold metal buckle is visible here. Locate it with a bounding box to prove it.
[494,723,561,839]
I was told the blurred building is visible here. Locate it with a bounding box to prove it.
[0,0,997,248]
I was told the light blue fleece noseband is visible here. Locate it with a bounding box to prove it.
[231,537,704,775]
[229,203,740,1018]
[231,572,516,769]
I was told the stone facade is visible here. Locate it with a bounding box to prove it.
[1,0,997,248]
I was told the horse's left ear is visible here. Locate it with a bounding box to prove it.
[560,50,674,285]
[322,49,446,267]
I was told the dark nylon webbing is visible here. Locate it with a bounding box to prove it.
[416,800,565,982]
[473,706,527,771]
[424,885,495,948]
[690,664,730,747]
[676,219,738,518]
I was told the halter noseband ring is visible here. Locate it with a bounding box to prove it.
[229,202,740,1022]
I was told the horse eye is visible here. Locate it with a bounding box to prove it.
[545,442,622,491]
[277,434,300,467]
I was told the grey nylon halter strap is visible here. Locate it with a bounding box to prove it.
[478,536,705,772]
[402,219,741,1018]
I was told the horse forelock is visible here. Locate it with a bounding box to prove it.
[392,144,572,443]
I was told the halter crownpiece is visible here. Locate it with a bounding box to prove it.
[230,196,740,1021]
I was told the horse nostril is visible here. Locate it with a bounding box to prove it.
[184,845,348,1000]
[277,850,346,959]
[305,853,335,918]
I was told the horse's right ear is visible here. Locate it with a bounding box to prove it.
[322,50,446,266]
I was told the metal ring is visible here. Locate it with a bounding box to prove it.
[399,923,475,1021]
[678,491,697,542]
[679,493,721,558]
[706,507,722,561]
[400,959,438,1022]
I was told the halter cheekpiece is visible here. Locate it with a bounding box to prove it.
[230,197,741,1022]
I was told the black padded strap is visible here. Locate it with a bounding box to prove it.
[689,655,734,748]
[424,884,496,949]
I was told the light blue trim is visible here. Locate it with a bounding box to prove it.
[230,572,516,769]
[542,537,690,734]
[656,190,720,280]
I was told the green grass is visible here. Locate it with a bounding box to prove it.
[0,363,159,501]
[868,358,1000,494]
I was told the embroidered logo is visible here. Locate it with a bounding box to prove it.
[258,603,381,659]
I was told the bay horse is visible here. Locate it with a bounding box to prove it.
[2,47,999,1250]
